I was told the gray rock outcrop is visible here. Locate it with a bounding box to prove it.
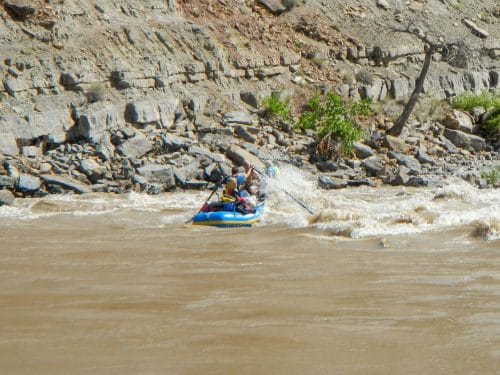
[0,189,15,206]
[0,133,18,156]
[116,133,153,159]
[40,175,92,194]
[443,129,486,152]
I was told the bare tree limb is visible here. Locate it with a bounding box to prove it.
[385,24,472,136]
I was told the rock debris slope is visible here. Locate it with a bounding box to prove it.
[0,0,498,200]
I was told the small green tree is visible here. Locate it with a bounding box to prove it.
[262,91,292,123]
[297,93,370,156]
[481,167,499,185]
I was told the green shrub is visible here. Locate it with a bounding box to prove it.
[452,91,500,135]
[86,82,106,103]
[293,39,304,49]
[484,107,500,134]
[262,91,292,122]
[452,91,499,112]
[296,93,370,154]
[481,167,499,185]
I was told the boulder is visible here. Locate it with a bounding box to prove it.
[0,176,15,189]
[318,176,347,189]
[162,134,190,152]
[17,174,41,192]
[77,103,126,144]
[21,146,41,158]
[204,163,225,183]
[406,176,429,187]
[79,159,106,183]
[0,190,15,206]
[188,146,225,163]
[0,111,74,145]
[144,183,166,195]
[2,77,30,97]
[136,164,175,190]
[240,91,260,108]
[315,161,338,172]
[0,133,18,156]
[183,180,208,190]
[444,110,475,133]
[353,142,374,159]
[383,135,410,154]
[222,111,254,126]
[388,152,422,175]
[173,166,200,187]
[443,128,486,152]
[347,179,372,187]
[3,0,37,20]
[391,170,410,186]
[28,110,74,144]
[377,0,390,10]
[438,135,458,153]
[256,0,286,14]
[189,95,208,113]
[226,145,264,170]
[116,133,153,159]
[235,125,257,143]
[361,156,385,177]
[125,97,179,127]
[41,174,92,194]
[96,135,115,161]
[416,149,436,165]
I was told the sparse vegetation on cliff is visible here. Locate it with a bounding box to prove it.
[452,91,499,112]
[297,94,371,154]
[86,82,106,103]
[262,91,292,123]
[481,167,499,185]
[452,91,500,134]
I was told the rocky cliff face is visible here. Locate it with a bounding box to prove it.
[0,0,498,200]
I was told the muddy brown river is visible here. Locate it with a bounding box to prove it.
[0,170,499,374]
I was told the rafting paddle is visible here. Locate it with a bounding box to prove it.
[186,163,224,223]
[255,166,316,215]
[279,187,315,214]
[185,185,219,223]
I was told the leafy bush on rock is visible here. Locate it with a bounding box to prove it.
[452,91,500,135]
[262,91,292,123]
[296,93,371,154]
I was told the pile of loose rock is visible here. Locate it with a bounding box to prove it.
[0,99,498,207]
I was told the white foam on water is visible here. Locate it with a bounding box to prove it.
[1,168,498,239]
[261,166,500,240]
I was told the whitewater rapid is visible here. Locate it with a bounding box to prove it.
[0,166,499,240]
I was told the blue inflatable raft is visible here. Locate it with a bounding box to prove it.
[192,201,265,228]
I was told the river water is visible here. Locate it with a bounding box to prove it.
[0,167,499,374]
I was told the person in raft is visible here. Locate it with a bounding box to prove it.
[242,160,262,196]
[222,177,255,214]
[222,166,246,190]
